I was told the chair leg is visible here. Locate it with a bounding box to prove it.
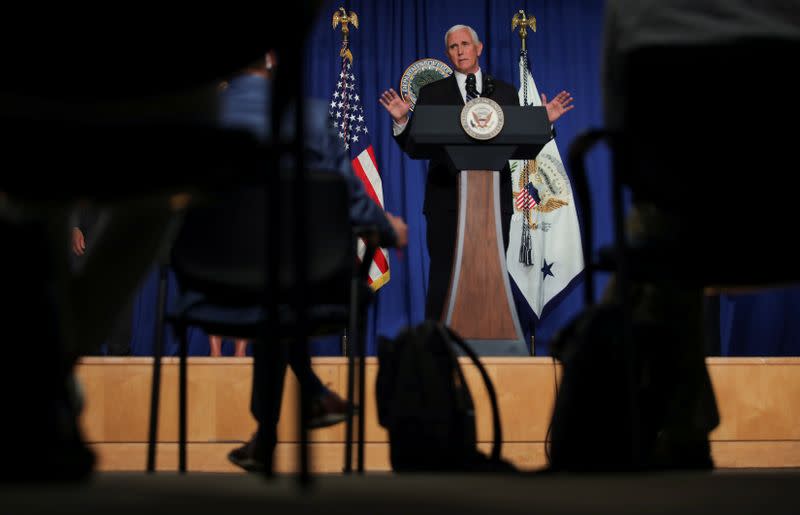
[565,129,606,306]
[146,263,169,473]
[356,302,367,474]
[611,162,641,468]
[179,323,188,473]
[343,279,359,474]
[297,337,311,484]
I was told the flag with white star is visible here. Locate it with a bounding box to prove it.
[507,49,584,320]
[329,60,390,290]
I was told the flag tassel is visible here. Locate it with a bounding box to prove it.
[520,220,533,266]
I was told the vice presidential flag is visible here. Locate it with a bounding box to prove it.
[329,56,391,290]
[507,49,583,319]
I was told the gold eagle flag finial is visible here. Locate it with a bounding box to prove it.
[511,10,537,52]
[332,7,359,63]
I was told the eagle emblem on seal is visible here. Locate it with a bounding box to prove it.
[512,152,570,229]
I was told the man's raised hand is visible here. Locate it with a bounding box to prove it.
[379,88,411,125]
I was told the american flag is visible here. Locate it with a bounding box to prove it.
[329,60,391,289]
[515,182,540,211]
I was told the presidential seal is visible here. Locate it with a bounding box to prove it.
[461,97,505,141]
[399,58,453,111]
[512,148,571,230]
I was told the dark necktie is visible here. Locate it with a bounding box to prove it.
[465,73,478,102]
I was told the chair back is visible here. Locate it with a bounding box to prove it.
[614,37,800,286]
[170,169,353,306]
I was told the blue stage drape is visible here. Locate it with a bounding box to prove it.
[125,0,800,358]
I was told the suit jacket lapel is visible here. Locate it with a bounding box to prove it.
[447,74,463,105]
[481,73,491,99]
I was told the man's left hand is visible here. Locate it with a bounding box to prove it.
[542,90,575,123]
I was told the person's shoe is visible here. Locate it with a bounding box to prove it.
[308,391,355,429]
[227,434,266,473]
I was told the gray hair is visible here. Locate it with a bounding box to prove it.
[444,24,481,48]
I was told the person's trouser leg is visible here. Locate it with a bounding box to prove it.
[703,294,721,356]
[250,339,289,471]
[424,211,457,321]
[288,340,327,398]
[106,293,134,356]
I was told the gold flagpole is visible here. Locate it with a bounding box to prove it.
[511,9,537,52]
[332,7,359,63]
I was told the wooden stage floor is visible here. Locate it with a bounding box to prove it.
[74,357,800,473]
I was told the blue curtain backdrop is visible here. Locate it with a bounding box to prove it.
[125,0,800,358]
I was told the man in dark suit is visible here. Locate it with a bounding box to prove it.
[380,24,574,320]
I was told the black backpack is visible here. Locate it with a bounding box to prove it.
[547,303,718,471]
[376,321,515,472]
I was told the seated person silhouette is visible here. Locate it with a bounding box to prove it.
[179,50,407,472]
[549,0,799,472]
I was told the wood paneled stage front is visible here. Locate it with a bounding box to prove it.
[75,357,800,472]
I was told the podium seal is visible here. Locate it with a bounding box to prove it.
[400,58,453,111]
[461,97,505,140]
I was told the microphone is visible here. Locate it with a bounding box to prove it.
[484,74,495,97]
[465,73,479,99]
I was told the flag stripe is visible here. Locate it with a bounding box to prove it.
[371,246,390,272]
[363,146,385,205]
[370,252,390,280]
[351,151,383,206]
[515,190,536,210]
[357,238,390,274]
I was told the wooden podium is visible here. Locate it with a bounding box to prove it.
[407,105,552,355]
